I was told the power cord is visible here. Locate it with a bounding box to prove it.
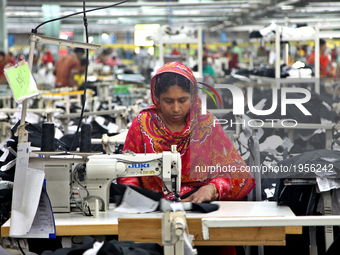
[33,0,130,32]
[17,239,26,255]
[30,0,130,151]
[69,0,90,151]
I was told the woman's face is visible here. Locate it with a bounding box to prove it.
[157,85,191,126]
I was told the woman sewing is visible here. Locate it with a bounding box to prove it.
[118,61,255,203]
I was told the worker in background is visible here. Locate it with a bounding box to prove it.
[111,53,122,66]
[54,47,85,88]
[32,50,40,74]
[231,40,243,64]
[136,46,152,83]
[95,49,115,67]
[228,52,239,72]
[334,48,340,80]
[136,46,148,73]
[77,58,99,102]
[41,49,54,66]
[0,51,12,84]
[203,56,217,85]
[306,39,334,78]
[74,58,88,86]
[5,52,16,66]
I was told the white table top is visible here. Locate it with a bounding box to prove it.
[1,201,299,239]
[39,201,295,227]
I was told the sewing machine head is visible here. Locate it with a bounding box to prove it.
[76,145,181,211]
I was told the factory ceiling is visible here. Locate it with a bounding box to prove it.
[5,0,340,35]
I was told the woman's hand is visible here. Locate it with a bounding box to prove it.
[181,184,218,203]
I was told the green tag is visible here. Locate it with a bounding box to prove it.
[4,60,39,103]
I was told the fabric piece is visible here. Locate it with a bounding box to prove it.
[203,64,217,80]
[191,202,220,213]
[118,61,255,201]
[0,246,9,255]
[83,241,104,255]
[112,184,219,213]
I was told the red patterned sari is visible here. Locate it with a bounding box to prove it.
[118,62,255,200]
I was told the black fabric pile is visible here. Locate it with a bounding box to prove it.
[272,149,340,215]
[274,149,340,179]
[41,237,163,255]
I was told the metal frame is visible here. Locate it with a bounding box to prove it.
[17,33,101,144]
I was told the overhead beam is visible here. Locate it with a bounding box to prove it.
[7,1,264,7]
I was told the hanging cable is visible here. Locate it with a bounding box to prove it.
[33,0,130,32]
[69,0,90,151]
[30,0,130,151]
[168,0,173,29]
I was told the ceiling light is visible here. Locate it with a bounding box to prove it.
[308,2,340,7]
[101,33,109,39]
[97,20,119,25]
[172,10,201,15]
[60,34,68,40]
[142,8,166,15]
[275,0,299,8]
[281,5,294,10]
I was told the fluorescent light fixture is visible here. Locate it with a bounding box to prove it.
[309,2,340,7]
[97,20,119,25]
[101,33,109,39]
[296,7,340,12]
[6,11,41,16]
[172,10,201,15]
[275,0,299,8]
[281,5,295,10]
[141,8,166,15]
[59,34,68,40]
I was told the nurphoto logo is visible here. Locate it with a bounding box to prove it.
[199,84,311,128]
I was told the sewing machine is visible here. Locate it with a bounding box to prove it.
[33,145,181,213]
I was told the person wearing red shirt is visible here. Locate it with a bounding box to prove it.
[95,49,115,67]
[117,62,255,202]
[306,39,334,78]
[41,49,54,65]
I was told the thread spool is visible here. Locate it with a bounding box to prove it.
[80,123,92,152]
[41,123,55,152]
